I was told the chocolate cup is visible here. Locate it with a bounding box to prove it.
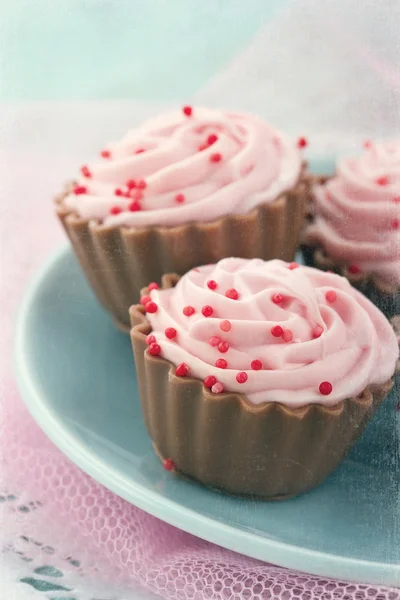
[55,168,311,331]
[129,276,393,500]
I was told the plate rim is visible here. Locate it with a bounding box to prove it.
[14,244,400,588]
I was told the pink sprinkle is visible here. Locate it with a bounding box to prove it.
[183,306,195,317]
[393,196,400,204]
[215,358,227,369]
[204,375,217,389]
[135,148,146,154]
[80,165,91,178]
[175,193,185,204]
[218,341,229,353]
[376,176,389,186]
[363,140,372,149]
[282,329,293,343]
[211,382,224,394]
[131,190,144,201]
[140,294,151,306]
[271,325,283,337]
[236,372,248,384]
[288,262,299,270]
[348,265,361,275]
[210,153,222,163]
[137,179,147,190]
[225,288,239,300]
[319,381,333,395]
[207,280,217,290]
[100,149,111,159]
[202,305,214,317]
[220,320,231,332]
[312,325,324,339]
[209,336,221,347]
[148,282,159,291]
[251,359,262,370]
[146,334,156,345]
[325,290,337,303]
[272,293,284,304]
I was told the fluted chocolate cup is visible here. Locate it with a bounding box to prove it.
[129,276,393,500]
[56,167,310,331]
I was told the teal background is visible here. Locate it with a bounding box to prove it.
[0,0,286,101]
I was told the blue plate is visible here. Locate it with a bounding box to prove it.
[15,247,399,586]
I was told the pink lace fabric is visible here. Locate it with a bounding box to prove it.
[1,388,399,600]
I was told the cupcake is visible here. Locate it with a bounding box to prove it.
[56,107,310,330]
[129,258,398,499]
[302,140,400,318]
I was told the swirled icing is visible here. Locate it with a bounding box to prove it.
[63,107,302,228]
[307,141,400,288]
[144,258,398,407]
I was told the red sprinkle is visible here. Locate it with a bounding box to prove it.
[163,458,175,471]
[207,280,217,290]
[220,320,231,332]
[218,341,229,353]
[282,329,293,343]
[393,196,400,204]
[297,137,308,148]
[209,336,221,347]
[325,290,337,303]
[183,306,195,317]
[215,358,227,369]
[236,372,248,384]
[73,185,87,195]
[114,188,123,196]
[251,359,263,370]
[272,293,284,304]
[198,143,208,152]
[135,148,146,154]
[100,149,111,159]
[225,288,239,300]
[148,342,161,356]
[140,294,151,306]
[145,301,158,314]
[207,133,218,146]
[175,193,185,204]
[175,362,189,377]
[376,176,389,186]
[348,264,361,275]
[210,152,222,163]
[319,381,333,395]
[312,324,324,339]
[202,305,214,317]
[80,165,91,178]
[271,325,283,337]
[165,327,177,340]
[110,205,122,215]
[392,219,399,229]
[137,179,147,190]
[126,179,136,189]
[363,140,372,149]
[182,105,193,117]
[211,382,224,394]
[128,201,141,212]
[148,282,159,291]
[146,334,156,345]
[204,375,217,389]
[288,262,299,270]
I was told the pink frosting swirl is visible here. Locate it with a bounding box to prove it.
[63,107,301,228]
[307,141,400,288]
[144,258,398,407]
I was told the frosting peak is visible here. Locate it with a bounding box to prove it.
[63,107,302,228]
[307,140,400,288]
[144,258,398,407]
